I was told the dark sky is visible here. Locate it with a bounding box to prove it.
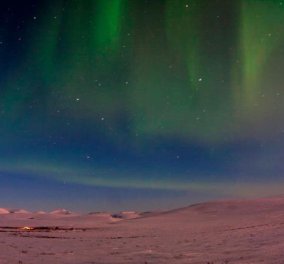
[1,0,284,212]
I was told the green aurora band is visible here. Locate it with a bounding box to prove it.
[1,0,284,194]
[237,0,284,114]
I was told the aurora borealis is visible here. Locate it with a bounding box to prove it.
[1,0,284,211]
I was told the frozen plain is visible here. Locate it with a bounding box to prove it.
[1,197,284,263]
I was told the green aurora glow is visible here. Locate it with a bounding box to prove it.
[1,0,284,206]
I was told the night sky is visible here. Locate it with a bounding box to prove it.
[1,0,284,212]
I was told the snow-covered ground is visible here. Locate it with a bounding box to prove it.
[1,197,284,263]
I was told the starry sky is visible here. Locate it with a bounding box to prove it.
[1,0,284,212]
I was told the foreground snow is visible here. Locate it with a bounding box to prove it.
[1,197,284,263]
